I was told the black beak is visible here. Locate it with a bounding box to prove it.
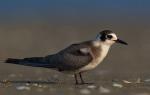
[115,39,128,45]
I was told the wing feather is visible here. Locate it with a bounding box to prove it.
[53,42,93,71]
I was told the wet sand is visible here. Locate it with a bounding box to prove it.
[0,63,150,95]
[1,78,150,95]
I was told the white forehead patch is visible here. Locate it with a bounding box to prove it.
[109,33,118,40]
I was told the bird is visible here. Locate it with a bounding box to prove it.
[5,30,128,84]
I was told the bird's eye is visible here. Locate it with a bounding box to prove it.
[106,35,113,39]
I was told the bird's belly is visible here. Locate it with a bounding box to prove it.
[78,48,109,72]
[78,56,105,72]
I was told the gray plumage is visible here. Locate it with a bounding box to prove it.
[6,41,94,71]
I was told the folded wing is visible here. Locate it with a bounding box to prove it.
[46,42,93,71]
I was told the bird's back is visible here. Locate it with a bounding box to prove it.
[45,42,93,71]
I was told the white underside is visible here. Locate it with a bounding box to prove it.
[78,42,111,73]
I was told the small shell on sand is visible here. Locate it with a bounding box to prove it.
[80,88,91,94]
[16,86,31,91]
[99,86,111,93]
[112,83,123,88]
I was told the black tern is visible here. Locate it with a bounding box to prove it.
[5,30,128,84]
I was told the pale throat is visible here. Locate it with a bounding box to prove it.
[100,43,111,58]
[92,40,111,60]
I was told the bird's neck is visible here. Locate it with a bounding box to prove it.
[92,40,111,56]
[100,42,111,53]
[98,42,111,62]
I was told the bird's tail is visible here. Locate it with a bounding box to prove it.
[5,58,20,64]
[5,57,53,68]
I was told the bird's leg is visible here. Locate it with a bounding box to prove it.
[74,74,79,84]
[79,72,85,84]
[79,72,94,84]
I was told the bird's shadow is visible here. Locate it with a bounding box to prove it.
[0,80,57,85]
[0,80,95,86]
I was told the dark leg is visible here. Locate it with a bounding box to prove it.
[79,72,94,84]
[74,74,79,84]
[79,72,85,84]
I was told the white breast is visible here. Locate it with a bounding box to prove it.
[78,43,110,72]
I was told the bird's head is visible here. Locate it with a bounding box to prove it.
[96,30,128,46]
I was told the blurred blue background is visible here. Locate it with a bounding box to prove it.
[0,0,150,78]
[0,0,150,26]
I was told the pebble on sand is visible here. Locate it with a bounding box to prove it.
[16,86,31,91]
[112,83,123,88]
[80,89,91,95]
[33,83,38,87]
[122,80,132,84]
[99,86,111,94]
[87,85,96,89]
[144,79,150,82]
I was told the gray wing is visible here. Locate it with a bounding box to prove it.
[46,43,93,71]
